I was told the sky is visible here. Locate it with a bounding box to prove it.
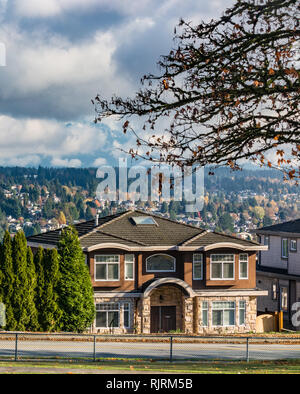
[0,0,235,168]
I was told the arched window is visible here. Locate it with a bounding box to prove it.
[146,254,176,272]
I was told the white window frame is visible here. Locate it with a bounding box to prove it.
[124,254,135,281]
[239,254,248,280]
[282,238,288,258]
[146,254,176,273]
[238,301,246,326]
[123,303,131,328]
[210,254,235,280]
[193,253,203,280]
[201,301,208,327]
[290,239,297,252]
[212,301,236,327]
[94,254,120,282]
[95,303,120,328]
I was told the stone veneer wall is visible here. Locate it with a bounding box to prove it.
[196,296,257,334]
[93,293,258,335]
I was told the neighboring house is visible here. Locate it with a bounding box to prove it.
[255,220,300,329]
[27,210,267,334]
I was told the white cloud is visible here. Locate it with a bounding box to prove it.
[51,157,82,167]
[93,157,107,167]
[0,155,41,167]
[13,0,157,18]
[0,115,108,164]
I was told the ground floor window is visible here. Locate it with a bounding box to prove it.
[95,302,131,329]
[123,303,130,328]
[96,303,119,328]
[212,301,235,326]
[239,301,246,325]
[201,301,208,327]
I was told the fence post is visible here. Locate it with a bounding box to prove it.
[15,333,18,361]
[246,337,249,363]
[93,335,96,362]
[170,336,173,362]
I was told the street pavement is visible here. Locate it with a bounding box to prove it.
[0,340,300,361]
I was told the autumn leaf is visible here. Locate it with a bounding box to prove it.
[163,79,169,89]
[123,120,129,134]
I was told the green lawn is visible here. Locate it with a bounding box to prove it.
[0,359,300,374]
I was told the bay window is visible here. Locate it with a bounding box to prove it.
[125,254,134,280]
[193,253,203,280]
[211,254,235,280]
[95,255,119,281]
[239,254,248,279]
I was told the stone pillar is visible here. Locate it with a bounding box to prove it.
[142,296,151,334]
[247,296,257,332]
[183,296,194,334]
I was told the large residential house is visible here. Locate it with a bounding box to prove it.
[255,219,300,329]
[27,210,267,334]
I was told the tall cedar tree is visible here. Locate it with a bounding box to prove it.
[0,232,16,329]
[57,227,95,332]
[34,246,45,328]
[11,231,30,330]
[41,249,62,332]
[26,247,39,331]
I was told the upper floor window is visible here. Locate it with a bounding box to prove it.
[281,239,288,258]
[125,254,134,281]
[193,253,203,280]
[95,255,119,281]
[290,239,297,252]
[210,254,234,280]
[264,235,270,249]
[146,254,176,272]
[239,254,248,279]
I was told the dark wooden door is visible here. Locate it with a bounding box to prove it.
[161,306,176,332]
[150,306,160,333]
[150,306,176,333]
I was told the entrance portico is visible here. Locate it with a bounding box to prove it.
[140,278,195,334]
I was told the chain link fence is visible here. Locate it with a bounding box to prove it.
[0,332,300,362]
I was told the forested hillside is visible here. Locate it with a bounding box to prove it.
[0,166,298,239]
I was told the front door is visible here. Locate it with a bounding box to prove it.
[150,306,176,333]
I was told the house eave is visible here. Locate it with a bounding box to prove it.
[27,241,56,249]
[84,242,265,253]
[193,288,268,297]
